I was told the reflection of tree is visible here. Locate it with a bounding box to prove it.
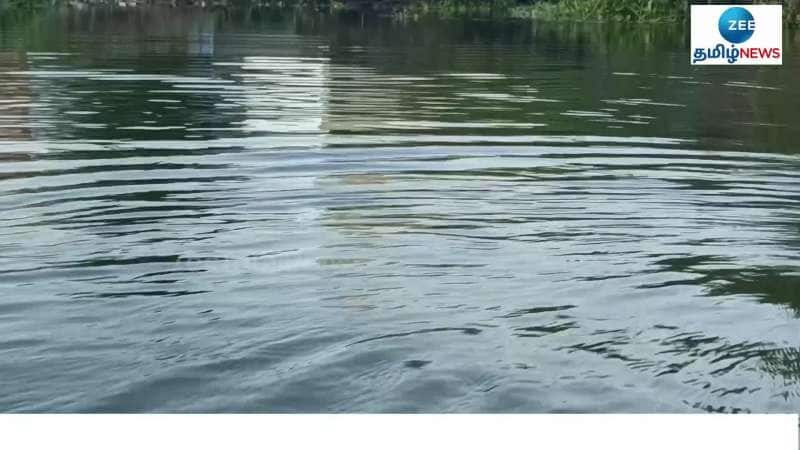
[708,269,800,316]
[647,256,800,317]
[634,258,798,409]
[1,6,237,145]
[0,5,256,255]
[562,324,799,409]
[760,347,800,384]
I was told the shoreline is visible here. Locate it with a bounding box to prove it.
[2,0,798,24]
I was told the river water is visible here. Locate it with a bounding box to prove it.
[0,7,798,412]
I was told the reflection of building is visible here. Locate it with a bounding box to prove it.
[229,56,410,135]
[0,52,32,142]
[231,56,330,135]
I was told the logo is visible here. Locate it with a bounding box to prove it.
[718,7,755,44]
[691,5,782,65]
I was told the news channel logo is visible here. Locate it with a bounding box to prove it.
[691,4,782,65]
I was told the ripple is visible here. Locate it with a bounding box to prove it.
[0,7,797,413]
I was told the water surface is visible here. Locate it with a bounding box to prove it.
[0,7,799,412]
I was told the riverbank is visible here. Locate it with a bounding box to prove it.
[2,0,799,24]
[395,0,798,24]
[511,0,686,22]
[380,0,685,22]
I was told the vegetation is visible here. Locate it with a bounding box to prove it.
[0,0,50,14]
[1,0,799,24]
[511,0,686,22]
[350,0,799,23]
[513,0,798,23]
[785,0,800,24]
[391,0,516,19]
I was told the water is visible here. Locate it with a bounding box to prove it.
[0,7,798,413]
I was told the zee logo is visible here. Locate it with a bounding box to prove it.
[718,7,756,44]
[691,4,782,65]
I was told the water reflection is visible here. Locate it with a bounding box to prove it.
[0,51,34,141]
[0,6,797,412]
